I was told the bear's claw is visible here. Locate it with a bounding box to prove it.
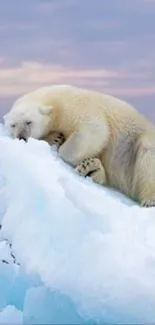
[141,199,155,208]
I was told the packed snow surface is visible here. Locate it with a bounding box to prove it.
[0,123,155,324]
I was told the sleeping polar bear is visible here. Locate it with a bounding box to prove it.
[3,84,155,207]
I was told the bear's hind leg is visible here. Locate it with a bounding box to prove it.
[135,137,155,207]
[75,157,107,185]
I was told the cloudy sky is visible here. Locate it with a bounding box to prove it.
[0,0,155,120]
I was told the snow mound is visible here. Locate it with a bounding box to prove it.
[0,123,155,324]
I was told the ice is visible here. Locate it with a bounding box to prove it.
[0,305,23,324]
[23,286,84,325]
[0,122,155,324]
[0,263,16,310]
[7,269,40,311]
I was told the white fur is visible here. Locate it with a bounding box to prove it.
[4,84,155,206]
[4,102,52,140]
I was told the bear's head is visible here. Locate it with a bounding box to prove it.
[3,101,53,141]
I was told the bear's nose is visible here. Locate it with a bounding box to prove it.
[18,134,27,142]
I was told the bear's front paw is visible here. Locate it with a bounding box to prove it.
[51,133,65,149]
[44,132,65,150]
[141,199,155,208]
[75,157,107,185]
[90,169,107,185]
[75,157,100,177]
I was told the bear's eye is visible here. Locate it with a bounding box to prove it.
[26,121,32,125]
[11,124,16,128]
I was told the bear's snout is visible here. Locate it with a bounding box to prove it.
[18,135,27,142]
[17,131,27,142]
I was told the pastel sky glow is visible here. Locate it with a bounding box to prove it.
[0,0,155,120]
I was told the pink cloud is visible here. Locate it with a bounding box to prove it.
[0,60,155,99]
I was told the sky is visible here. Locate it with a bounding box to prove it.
[0,0,155,121]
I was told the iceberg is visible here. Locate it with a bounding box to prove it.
[0,123,155,324]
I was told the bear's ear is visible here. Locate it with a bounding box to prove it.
[39,105,53,115]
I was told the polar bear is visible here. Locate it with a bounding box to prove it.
[3,84,155,207]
